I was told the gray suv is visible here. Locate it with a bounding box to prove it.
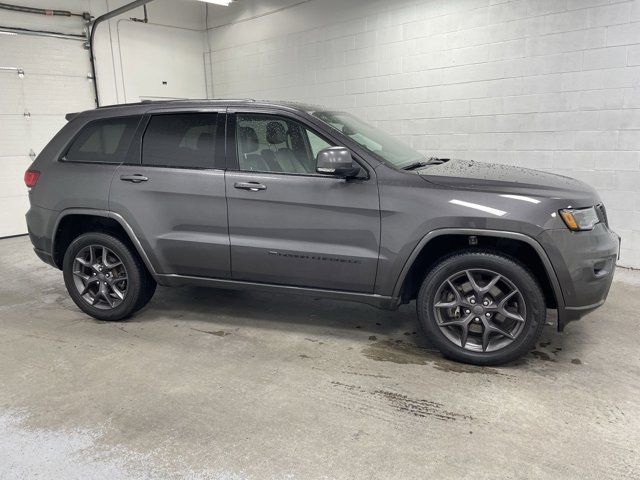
[25,100,620,365]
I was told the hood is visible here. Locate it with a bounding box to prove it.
[417,159,597,200]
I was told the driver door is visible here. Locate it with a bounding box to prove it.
[224,111,380,293]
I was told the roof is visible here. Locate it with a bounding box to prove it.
[67,99,327,121]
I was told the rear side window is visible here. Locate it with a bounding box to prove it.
[65,116,139,163]
[142,113,218,169]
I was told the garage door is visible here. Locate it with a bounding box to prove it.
[0,33,94,237]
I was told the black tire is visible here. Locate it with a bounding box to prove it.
[133,277,157,313]
[63,232,156,321]
[417,250,546,366]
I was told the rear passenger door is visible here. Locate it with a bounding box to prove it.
[109,109,230,278]
[225,111,380,293]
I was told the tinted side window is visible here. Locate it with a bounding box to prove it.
[142,113,218,169]
[236,113,332,174]
[65,116,139,163]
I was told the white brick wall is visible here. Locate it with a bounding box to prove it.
[207,0,640,268]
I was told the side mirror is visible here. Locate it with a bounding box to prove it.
[316,147,359,177]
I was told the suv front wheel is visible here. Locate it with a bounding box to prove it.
[63,232,156,321]
[417,251,546,365]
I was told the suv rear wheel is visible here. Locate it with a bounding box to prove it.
[62,232,156,321]
[417,251,545,366]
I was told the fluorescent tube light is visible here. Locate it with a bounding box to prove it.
[198,0,232,5]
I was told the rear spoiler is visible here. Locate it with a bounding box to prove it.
[65,112,80,121]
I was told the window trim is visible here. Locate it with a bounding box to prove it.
[227,110,370,180]
[137,111,226,170]
[59,115,143,166]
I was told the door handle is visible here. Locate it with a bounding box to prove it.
[120,174,148,183]
[234,181,266,192]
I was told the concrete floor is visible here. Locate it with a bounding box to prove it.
[1,235,639,479]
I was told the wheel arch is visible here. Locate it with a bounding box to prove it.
[51,209,157,278]
[394,229,565,313]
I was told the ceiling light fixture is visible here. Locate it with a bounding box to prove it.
[198,0,233,5]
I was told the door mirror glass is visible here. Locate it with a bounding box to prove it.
[316,147,358,177]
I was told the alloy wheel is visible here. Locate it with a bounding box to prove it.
[72,244,128,310]
[432,268,526,353]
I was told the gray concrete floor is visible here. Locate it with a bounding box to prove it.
[1,235,639,479]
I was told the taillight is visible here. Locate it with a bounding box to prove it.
[24,170,40,188]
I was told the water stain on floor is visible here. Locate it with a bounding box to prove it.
[361,340,507,375]
[190,328,230,337]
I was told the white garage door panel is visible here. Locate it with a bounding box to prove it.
[0,116,67,157]
[0,34,93,237]
[29,116,68,154]
[23,75,94,115]
[0,116,31,156]
[0,74,25,114]
[0,194,29,238]
[2,35,90,76]
[0,156,30,199]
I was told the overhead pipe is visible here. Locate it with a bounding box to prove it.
[88,0,155,107]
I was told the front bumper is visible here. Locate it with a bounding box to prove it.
[538,223,619,330]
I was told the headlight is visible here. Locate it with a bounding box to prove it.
[559,206,600,231]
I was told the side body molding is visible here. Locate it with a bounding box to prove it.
[391,227,566,310]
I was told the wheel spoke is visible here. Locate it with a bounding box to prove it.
[80,278,98,295]
[466,270,501,295]
[481,327,491,352]
[104,294,114,308]
[91,291,102,306]
[73,271,90,282]
[440,319,464,327]
[465,270,482,294]
[482,274,502,294]
[498,290,517,307]
[500,308,525,323]
[489,324,515,340]
[99,283,114,308]
[460,323,469,348]
[497,290,525,322]
[111,284,125,300]
[76,257,91,267]
[102,248,122,268]
[435,299,458,309]
[435,279,465,309]
[447,279,464,303]
[439,313,473,346]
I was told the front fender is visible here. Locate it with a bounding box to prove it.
[383,228,566,326]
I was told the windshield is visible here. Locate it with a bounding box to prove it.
[311,110,425,169]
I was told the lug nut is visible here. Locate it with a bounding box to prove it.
[470,298,476,304]
[485,312,491,317]
[464,309,470,314]
[483,300,489,306]
[474,317,480,322]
